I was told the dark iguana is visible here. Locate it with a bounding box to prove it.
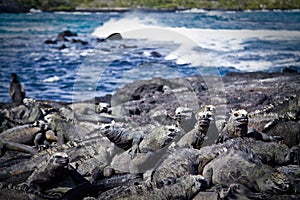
[176,106,215,149]
[0,141,80,183]
[217,109,283,143]
[109,125,183,175]
[150,138,298,186]
[0,124,46,156]
[0,182,56,200]
[202,145,293,195]
[0,151,88,200]
[96,174,206,200]
[99,121,143,158]
[26,152,70,192]
[61,173,142,200]
[248,94,300,147]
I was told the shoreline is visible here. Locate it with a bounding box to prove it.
[2,7,300,14]
[73,7,300,13]
[1,0,299,13]
[1,71,299,105]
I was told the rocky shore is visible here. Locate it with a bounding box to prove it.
[0,71,299,199]
[1,0,299,13]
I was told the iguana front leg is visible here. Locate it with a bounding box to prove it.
[203,167,213,187]
[128,131,143,159]
[247,128,284,142]
[191,133,206,149]
[215,132,230,144]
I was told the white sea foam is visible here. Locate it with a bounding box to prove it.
[29,8,42,13]
[177,8,208,13]
[54,11,93,15]
[92,15,300,48]
[92,14,300,71]
[43,76,60,83]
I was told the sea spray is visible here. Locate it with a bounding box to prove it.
[92,13,300,71]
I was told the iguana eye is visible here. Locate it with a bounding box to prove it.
[168,127,175,131]
[234,113,239,117]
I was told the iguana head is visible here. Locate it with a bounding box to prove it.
[28,152,69,191]
[262,171,291,194]
[227,109,248,137]
[49,152,69,167]
[195,106,215,134]
[183,175,207,196]
[175,107,193,121]
[100,120,116,130]
[196,105,215,121]
[230,109,248,124]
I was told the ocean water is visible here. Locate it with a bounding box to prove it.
[0,10,300,102]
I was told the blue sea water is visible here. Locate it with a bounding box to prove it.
[0,10,300,102]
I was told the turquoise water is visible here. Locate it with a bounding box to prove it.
[0,10,300,102]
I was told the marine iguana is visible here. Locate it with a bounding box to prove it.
[0,151,88,200]
[202,145,293,195]
[248,94,300,147]
[96,174,206,200]
[0,124,47,156]
[217,109,283,143]
[100,121,143,158]
[176,105,215,149]
[149,138,298,187]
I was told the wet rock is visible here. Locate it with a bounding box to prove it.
[71,38,88,45]
[44,39,57,44]
[56,30,77,41]
[58,44,67,50]
[111,77,182,106]
[105,33,122,41]
[193,191,218,200]
[149,51,162,58]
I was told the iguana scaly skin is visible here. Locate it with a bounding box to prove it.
[0,124,41,155]
[217,109,284,143]
[177,106,215,149]
[151,148,201,184]
[61,173,141,200]
[100,122,143,158]
[223,109,249,138]
[1,151,89,200]
[248,95,300,147]
[26,152,70,191]
[109,125,183,175]
[150,137,297,187]
[0,141,80,182]
[202,145,292,194]
[0,182,57,200]
[248,95,299,122]
[97,175,206,200]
